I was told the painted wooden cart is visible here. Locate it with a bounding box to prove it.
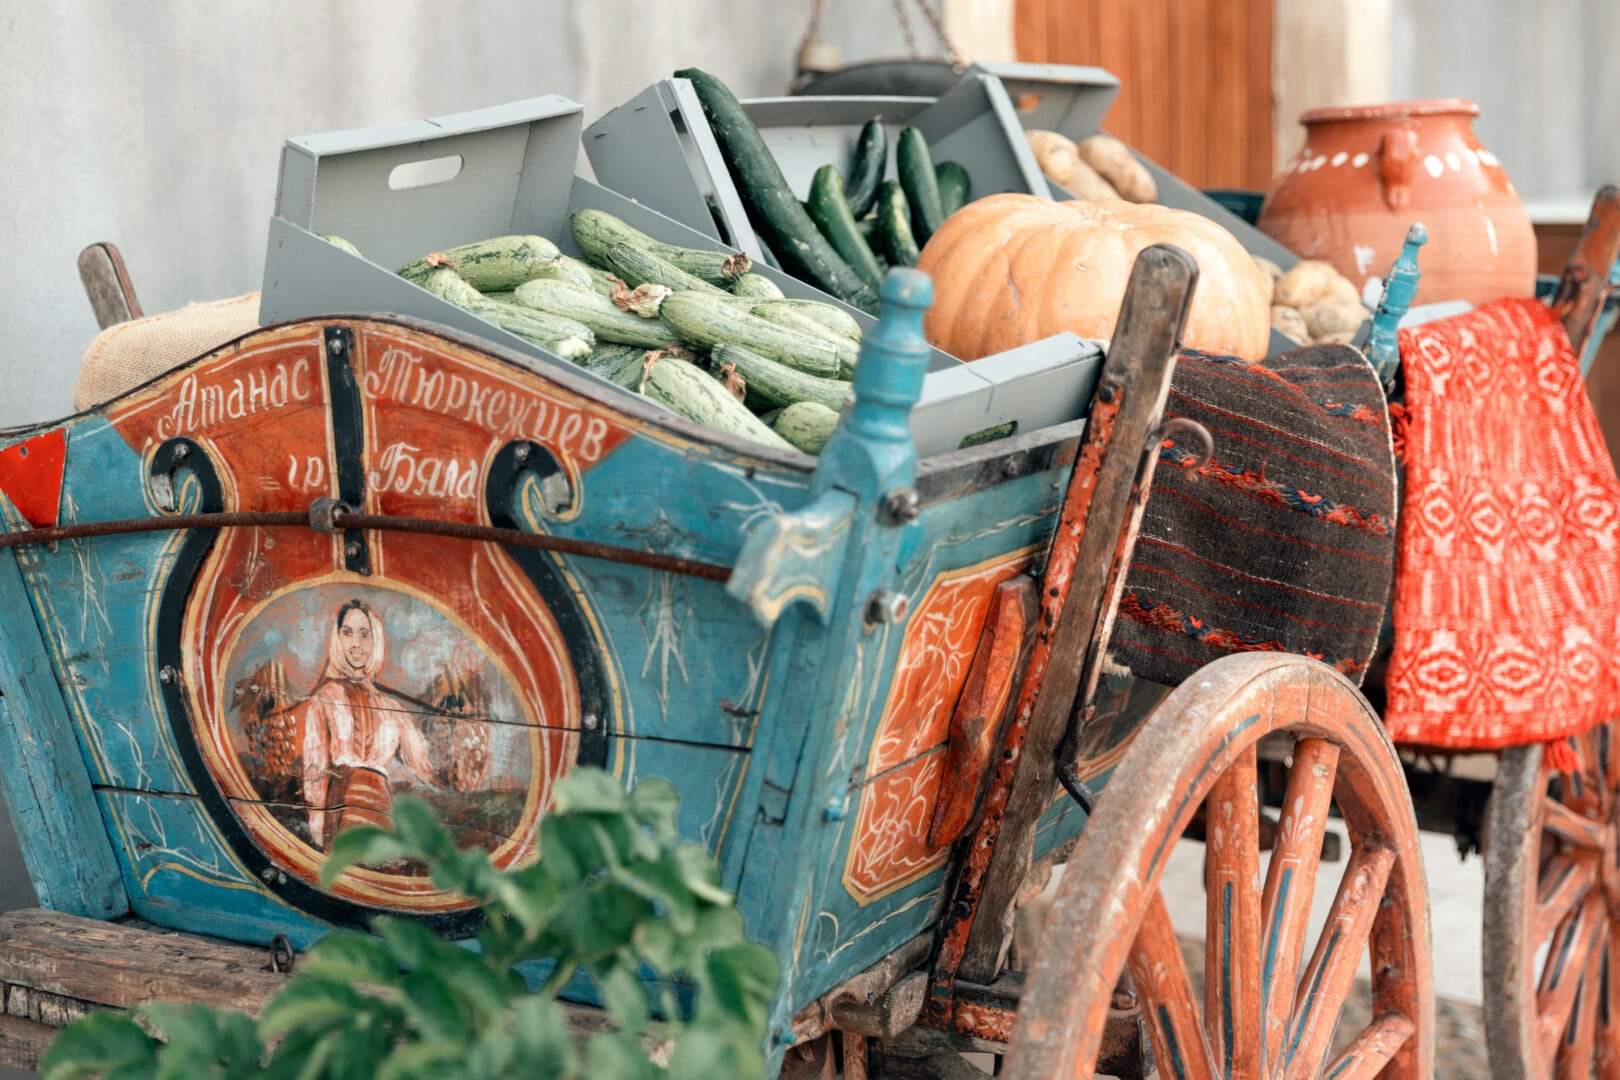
[0,222,1446,1078]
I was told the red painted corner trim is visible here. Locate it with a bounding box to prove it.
[0,428,67,528]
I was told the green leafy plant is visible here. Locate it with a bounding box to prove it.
[41,768,779,1079]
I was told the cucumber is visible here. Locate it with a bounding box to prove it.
[659,292,848,377]
[569,209,751,286]
[875,182,921,268]
[712,343,853,413]
[625,353,796,452]
[773,401,840,454]
[856,218,880,244]
[398,235,562,291]
[674,67,881,314]
[897,128,945,244]
[513,279,678,350]
[320,234,363,258]
[935,161,970,216]
[748,299,862,341]
[731,273,785,300]
[806,165,885,291]
[606,243,729,296]
[845,120,887,219]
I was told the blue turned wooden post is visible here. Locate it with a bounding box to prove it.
[1365,222,1427,389]
[726,270,933,1069]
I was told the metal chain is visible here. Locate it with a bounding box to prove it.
[908,0,964,68]
[889,0,922,59]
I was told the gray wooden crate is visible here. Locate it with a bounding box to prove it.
[583,74,1046,264]
[258,93,1100,452]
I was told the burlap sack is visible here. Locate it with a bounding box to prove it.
[74,293,261,411]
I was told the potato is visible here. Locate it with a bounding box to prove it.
[1062,156,1122,201]
[1271,304,1309,344]
[1025,130,1078,186]
[1252,255,1283,295]
[1303,296,1368,340]
[1076,134,1157,202]
[1274,259,1360,309]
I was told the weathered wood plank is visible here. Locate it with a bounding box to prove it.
[76,242,144,330]
[0,908,289,1014]
[0,1011,55,1072]
[0,544,128,919]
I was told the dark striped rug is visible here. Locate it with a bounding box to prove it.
[1108,345,1398,687]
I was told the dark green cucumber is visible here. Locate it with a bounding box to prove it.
[623,353,796,451]
[748,299,862,341]
[569,209,750,286]
[712,343,852,413]
[897,127,945,244]
[605,243,728,295]
[773,401,840,454]
[807,165,885,291]
[398,235,562,291]
[936,161,970,216]
[875,182,921,268]
[513,279,678,350]
[674,67,881,314]
[731,273,785,300]
[659,292,848,377]
[845,120,887,218]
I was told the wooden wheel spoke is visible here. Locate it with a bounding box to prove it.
[1577,726,1611,816]
[1555,928,1603,1080]
[1259,737,1340,1071]
[1279,842,1396,1080]
[1203,745,1262,1080]
[1597,922,1620,1079]
[1534,854,1600,946]
[1536,894,1607,1066]
[1319,1012,1416,1080]
[1128,890,1219,1080]
[1544,795,1609,853]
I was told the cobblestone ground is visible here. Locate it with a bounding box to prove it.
[1177,935,1488,1079]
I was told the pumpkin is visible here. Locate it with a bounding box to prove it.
[917,194,1273,362]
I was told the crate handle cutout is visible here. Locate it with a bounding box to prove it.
[388,154,465,191]
[1015,92,1042,113]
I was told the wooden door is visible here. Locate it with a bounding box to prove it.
[1014,0,1275,192]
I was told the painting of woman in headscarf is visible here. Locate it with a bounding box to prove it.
[300,598,439,851]
[226,585,536,856]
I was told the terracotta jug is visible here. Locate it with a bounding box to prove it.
[1256,99,1536,306]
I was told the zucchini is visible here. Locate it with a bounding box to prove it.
[751,305,859,353]
[606,243,729,296]
[569,209,751,286]
[624,353,796,452]
[513,279,678,349]
[748,299,862,341]
[320,234,363,258]
[481,290,517,303]
[712,343,853,413]
[674,67,881,314]
[731,273,785,300]
[524,255,596,291]
[875,182,921,268]
[585,344,651,381]
[935,161,970,216]
[660,292,848,377]
[459,298,594,361]
[773,401,840,454]
[806,165,884,291]
[398,235,561,291]
[897,128,945,243]
[417,266,484,307]
[845,120,887,218]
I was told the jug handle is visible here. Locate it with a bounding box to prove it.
[1380,128,1418,210]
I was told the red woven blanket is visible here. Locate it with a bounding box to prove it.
[1385,298,1620,749]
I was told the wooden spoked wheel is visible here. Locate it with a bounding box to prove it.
[1001,653,1433,1079]
[1483,726,1620,1079]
